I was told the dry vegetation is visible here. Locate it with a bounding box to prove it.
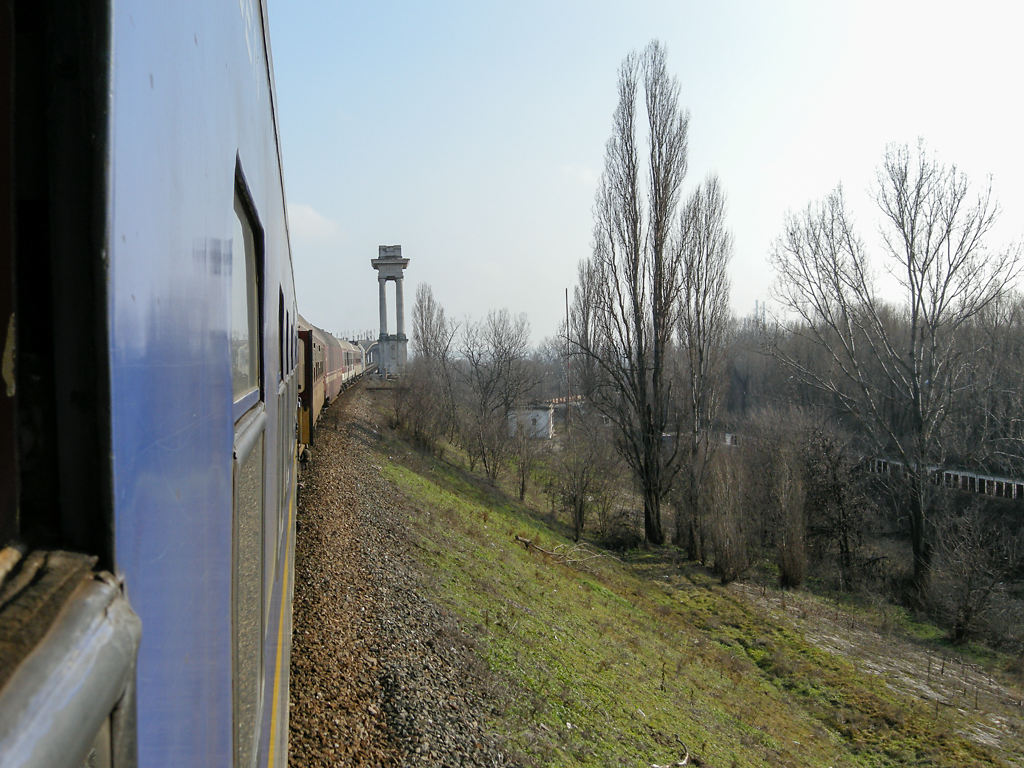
[379,39,1024,765]
[368,386,1024,767]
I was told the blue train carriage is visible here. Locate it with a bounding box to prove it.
[0,2,299,767]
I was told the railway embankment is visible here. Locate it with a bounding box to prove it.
[292,383,1024,767]
[289,384,514,767]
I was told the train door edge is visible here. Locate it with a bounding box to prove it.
[0,4,142,767]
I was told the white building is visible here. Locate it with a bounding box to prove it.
[507,404,554,439]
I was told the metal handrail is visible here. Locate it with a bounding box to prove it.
[0,556,140,768]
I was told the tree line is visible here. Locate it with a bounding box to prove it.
[394,41,1023,648]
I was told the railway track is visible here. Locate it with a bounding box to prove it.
[288,384,513,766]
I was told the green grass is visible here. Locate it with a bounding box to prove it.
[372,420,1018,767]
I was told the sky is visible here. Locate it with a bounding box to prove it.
[267,1,1024,344]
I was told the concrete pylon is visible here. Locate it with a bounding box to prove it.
[370,245,409,376]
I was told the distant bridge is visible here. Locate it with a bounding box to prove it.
[869,458,1023,501]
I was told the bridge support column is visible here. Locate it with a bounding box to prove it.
[378,277,388,336]
[370,245,410,376]
[395,277,405,337]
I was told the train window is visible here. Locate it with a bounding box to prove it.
[233,420,264,768]
[278,290,285,382]
[231,166,266,764]
[231,191,261,409]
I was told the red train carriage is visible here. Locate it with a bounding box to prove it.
[296,317,366,448]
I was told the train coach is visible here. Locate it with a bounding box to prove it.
[1,2,302,766]
[297,317,368,450]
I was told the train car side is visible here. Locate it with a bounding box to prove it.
[1,2,299,767]
[339,338,367,385]
[297,316,326,446]
[319,328,346,402]
[107,2,300,765]
[296,322,370,451]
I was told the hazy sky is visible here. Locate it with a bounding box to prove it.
[268,1,1023,343]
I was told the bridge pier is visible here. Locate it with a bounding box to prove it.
[371,245,409,376]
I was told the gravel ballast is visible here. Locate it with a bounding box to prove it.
[288,384,514,766]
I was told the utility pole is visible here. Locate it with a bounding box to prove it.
[565,287,571,439]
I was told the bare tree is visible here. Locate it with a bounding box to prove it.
[952,292,1024,477]
[803,425,874,591]
[934,503,1023,644]
[706,451,751,584]
[456,309,533,483]
[567,259,605,402]
[527,337,568,402]
[724,311,782,416]
[511,421,544,501]
[675,174,732,554]
[553,410,620,541]
[769,445,807,589]
[571,40,690,545]
[771,141,1022,594]
[412,283,457,362]
[404,284,458,447]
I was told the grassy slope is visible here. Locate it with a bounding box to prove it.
[369,416,1019,766]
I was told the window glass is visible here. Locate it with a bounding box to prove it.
[231,196,260,401]
[278,291,284,382]
[234,429,264,766]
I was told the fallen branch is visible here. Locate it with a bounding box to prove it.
[650,750,691,767]
[514,535,557,557]
[513,535,621,570]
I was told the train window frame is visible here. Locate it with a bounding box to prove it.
[278,289,285,383]
[285,310,291,372]
[231,164,265,423]
[231,405,266,768]
[230,160,267,766]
